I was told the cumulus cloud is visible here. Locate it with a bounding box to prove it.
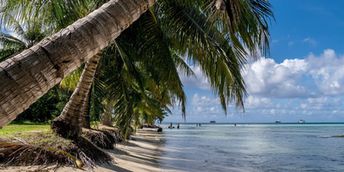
[174,49,344,121]
[181,49,344,98]
[182,49,344,99]
[243,49,344,98]
[307,49,344,95]
[190,94,222,115]
[245,96,272,109]
[180,65,210,90]
[300,97,341,110]
[243,57,310,98]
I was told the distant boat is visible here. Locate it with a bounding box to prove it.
[210,121,216,124]
[298,120,306,124]
[275,120,281,124]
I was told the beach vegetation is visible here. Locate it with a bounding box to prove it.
[0,0,273,168]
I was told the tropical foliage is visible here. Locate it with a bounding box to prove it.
[0,0,273,137]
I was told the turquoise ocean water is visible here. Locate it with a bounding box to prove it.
[158,124,344,172]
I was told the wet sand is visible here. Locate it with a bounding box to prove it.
[0,129,168,172]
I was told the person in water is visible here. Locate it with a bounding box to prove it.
[177,123,180,129]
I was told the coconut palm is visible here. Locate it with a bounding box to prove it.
[52,10,189,138]
[0,0,110,137]
[0,0,188,139]
[0,1,152,126]
[52,54,102,138]
[0,14,72,123]
[96,32,188,138]
[105,12,191,137]
[59,69,94,129]
[3,2,100,116]
[0,0,272,129]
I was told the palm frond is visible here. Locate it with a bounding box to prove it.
[157,1,248,112]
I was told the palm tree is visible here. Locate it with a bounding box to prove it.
[104,12,191,137]
[0,0,112,139]
[95,34,188,137]
[52,54,102,138]
[58,67,96,129]
[0,11,75,124]
[0,0,155,127]
[52,12,188,138]
[0,0,272,128]
[0,0,188,139]
[58,69,90,125]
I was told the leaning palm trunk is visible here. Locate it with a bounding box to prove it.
[0,0,155,127]
[81,91,91,129]
[52,54,100,139]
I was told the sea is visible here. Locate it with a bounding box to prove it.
[157,123,344,172]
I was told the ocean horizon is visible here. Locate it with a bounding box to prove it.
[156,124,344,172]
[162,122,344,125]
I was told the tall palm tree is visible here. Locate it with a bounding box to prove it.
[0,0,101,131]
[105,12,191,137]
[52,11,188,138]
[1,0,94,126]
[95,32,189,137]
[1,0,188,139]
[52,54,102,138]
[58,65,95,129]
[0,0,155,127]
[0,0,272,128]
[1,0,117,138]
[0,11,75,124]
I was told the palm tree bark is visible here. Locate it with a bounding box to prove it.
[0,0,156,127]
[81,90,91,129]
[52,54,100,138]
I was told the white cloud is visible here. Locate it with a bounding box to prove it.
[245,96,272,109]
[307,49,344,95]
[190,94,221,115]
[243,49,344,98]
[173,49,344,121]
[243,57,310,98]
[180,65,210,90]
[300,97,343,111]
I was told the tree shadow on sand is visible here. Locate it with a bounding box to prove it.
[97,163,132,172]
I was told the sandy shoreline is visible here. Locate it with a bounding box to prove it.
[0,129,169,172]
[105,129,165,172]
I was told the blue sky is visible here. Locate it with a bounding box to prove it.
[165,0,344,123]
